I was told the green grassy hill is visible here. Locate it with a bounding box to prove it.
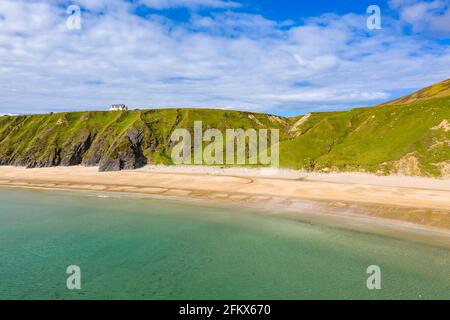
[0,80,449,177]
[280,97,449,176]
[382,79,450,105]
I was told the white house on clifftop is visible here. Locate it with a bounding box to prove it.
[109,104,128,111]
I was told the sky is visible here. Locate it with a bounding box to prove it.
[0,0,449,116]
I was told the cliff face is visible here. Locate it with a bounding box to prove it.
[0,81,449,177]
[0,109,289,172]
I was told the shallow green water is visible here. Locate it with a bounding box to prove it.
[0,187,449,299]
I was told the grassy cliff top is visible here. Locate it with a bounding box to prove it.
[0,79,449,177]
[382,78,450,106]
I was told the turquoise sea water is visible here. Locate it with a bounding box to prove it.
[0,187,449,300]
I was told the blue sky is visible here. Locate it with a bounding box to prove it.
[134,0,392,22]
[0,0,449,116]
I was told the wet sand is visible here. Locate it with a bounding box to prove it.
[0,166,449,238]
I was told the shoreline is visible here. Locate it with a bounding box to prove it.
[3,182,450,249]
[0,165,449,244]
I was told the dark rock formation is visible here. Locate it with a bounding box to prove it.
[99,128,147,172]
[25,147,61,168]
[60,131,93,166]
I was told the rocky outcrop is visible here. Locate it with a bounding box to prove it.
[24,147,62,168]
[81,127,114,167]
[392,153,422,176]
[289,113,311,137]
[60,130,93,166]
[99,128,147,172]
[431,119,450,132]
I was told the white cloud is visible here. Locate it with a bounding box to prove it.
[191,12,279,38]
[0,0,449,115]
[390,0,450,37]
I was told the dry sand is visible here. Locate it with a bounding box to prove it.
[0,165,449,237]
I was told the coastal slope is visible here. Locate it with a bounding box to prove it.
[0,79,449,177]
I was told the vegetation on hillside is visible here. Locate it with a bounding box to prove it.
[280,97,449,177]
[0,80,449,177]
[382,79,450,105]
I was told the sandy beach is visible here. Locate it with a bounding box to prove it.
[0,165,449,236]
